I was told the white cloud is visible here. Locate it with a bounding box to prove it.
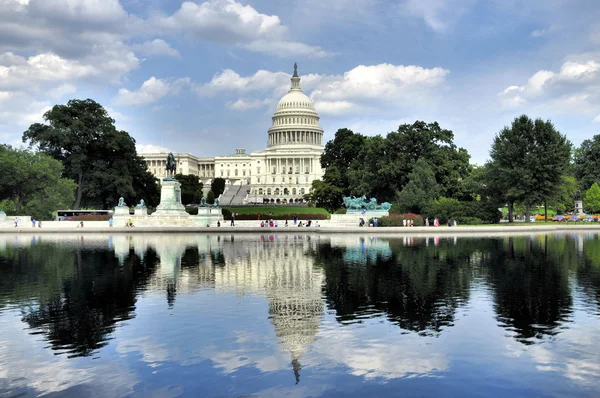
[131,39,180,58]
[225,98,268,111]
[400,0,477,32]
[499,59,600,110]
[115,76,190,106]
[199,63,450,116]
[195,69,289,97]
[0,50,139,91]
[153,0,328,57]
[530,28,547,37]
[243,40,329,58]
[593,114,600,123]
[136,143,170,153]
[47,83,77,99]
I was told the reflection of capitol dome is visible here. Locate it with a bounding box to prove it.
[215,236,324,383]
[267,63,324,148]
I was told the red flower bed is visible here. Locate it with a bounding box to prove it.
[235,213,327,221]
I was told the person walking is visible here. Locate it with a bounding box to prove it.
[32,219,36,228]
[426,218,429,227]
[403,219,407,227]
[231,212,235,226]
[453,220,458,227]
[109,218,113,227]
[293,215,297,225]
[14,217,18,228]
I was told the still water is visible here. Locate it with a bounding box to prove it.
[0,232,599,397]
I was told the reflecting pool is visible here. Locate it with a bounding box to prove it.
[0,232,599,397]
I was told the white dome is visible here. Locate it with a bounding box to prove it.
[267,64,323,148]
[276,90,315,111]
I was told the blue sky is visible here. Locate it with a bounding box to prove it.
[0,0,599,164]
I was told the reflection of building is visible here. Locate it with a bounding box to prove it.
[215,235,324,383]
[140,65,325,204]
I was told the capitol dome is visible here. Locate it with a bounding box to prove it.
[267,64,323,148]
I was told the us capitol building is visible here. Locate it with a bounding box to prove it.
[141,65,325,205]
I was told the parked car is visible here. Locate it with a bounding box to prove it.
[552,215,566,222]
[582,216,594,222]
[568,215,581,222]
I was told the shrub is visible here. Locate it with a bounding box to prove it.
[221,208,232,220]
[454,216,482,225]
[334,208,347,214]
[185,207,199,215]
[423,197,501,224]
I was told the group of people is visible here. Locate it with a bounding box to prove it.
[424,218,458,227]
[259,219,320,228]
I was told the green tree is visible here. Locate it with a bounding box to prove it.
[395,158,441,213]
[320,128,366,193]
[211,178,226,198]
[574,135,600,191]
[175,174,203,205]
[347,121,470,202]
[0,145,76,218]
[488,115,571,222]
[548,175,578,214]
[206,190,215,205]
[305,180,343,212]
[22,99,159,209]
[584,182,600,213]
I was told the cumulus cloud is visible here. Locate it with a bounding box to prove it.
[225,98,269,111]
[136,143,170,154]
[131,39,180,58]
[115,76,190,106]
[198,63,450,116]
[499,59,600,111]
[152,0,328,57]
[0,50,139,91]
[400,0,477,32]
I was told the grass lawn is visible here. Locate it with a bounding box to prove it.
[223,206,329,216]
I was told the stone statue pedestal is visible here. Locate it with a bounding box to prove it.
[575,200,584,215]
[153,179,189,217]
[114,206,130,216]
[135,207,148,216]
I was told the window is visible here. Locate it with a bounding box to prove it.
[292,188,297,195]
[275,188,280,195]
[257,177,261,183]
[300,188,305,195]
[220,171,224,177]
[296,177,299,184]
[272,177,275,183]
[272,167,276,174]
[243,170,246,176]
[259,188,263,195]
[257,167,260,174]
[284,188,289,195]
[267,188,271,195]
[235,169,238,176]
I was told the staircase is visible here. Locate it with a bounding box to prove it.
[219,184,251,206]
[230,184,251,205]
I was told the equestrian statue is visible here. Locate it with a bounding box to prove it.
[165,152,177,180]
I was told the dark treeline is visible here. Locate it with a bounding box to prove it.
[308,116,600,223]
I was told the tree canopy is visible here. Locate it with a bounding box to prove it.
[22,99,159,209]
[319,122,470,204]
[574,134,600,191]
[211,178,226,198]
[395,158,441,214]
[0,145,76,219]
[584,182,600,213]
[175,174,203,205]
[488,115,571,221]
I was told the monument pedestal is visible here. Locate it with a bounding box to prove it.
[135,207,148,216]
[575,200,584,215]
[153,179,189,217]
[114,206,130,216]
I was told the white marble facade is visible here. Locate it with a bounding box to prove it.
[141,66,324,204]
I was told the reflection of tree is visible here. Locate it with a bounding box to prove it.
[580,235,600,311]
[311,238,472,334]
[486,236,573,344]
[17,246,158,357]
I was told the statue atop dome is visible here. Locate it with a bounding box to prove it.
[293,62,298,77]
